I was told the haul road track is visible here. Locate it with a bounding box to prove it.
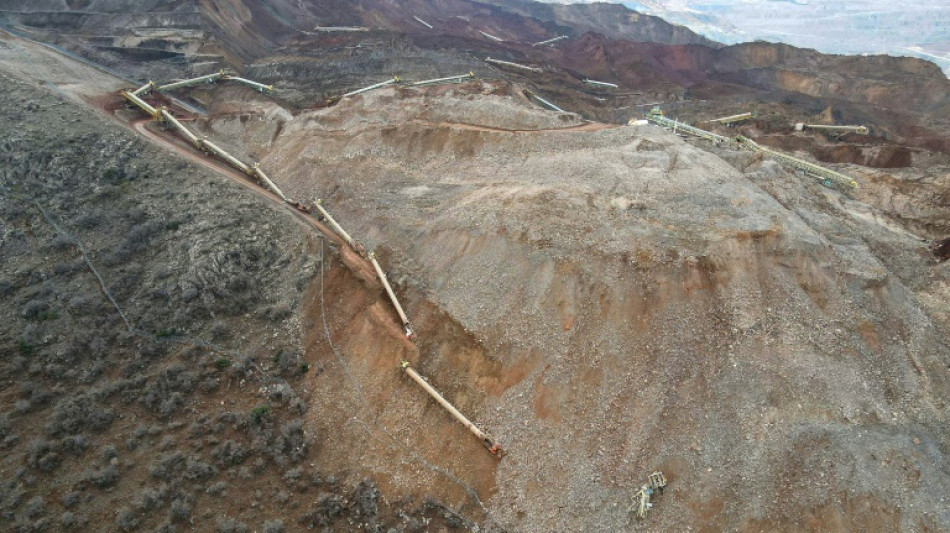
[1,25,608,520]
[0,27,505,521]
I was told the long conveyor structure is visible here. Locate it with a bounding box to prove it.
[158,108,200,148]
[136,70,275,95]
[157,70,229,92]
[645,107,858,189]
[703,111,755,125]
[369,252,414,339]
[737,136,858,189]
[343,77,401,97]
[795,123,868,135]
[645,107,732,144]
[525,89,566,113]
[400,361,504,456]
[313,199,361,253]
[411,72,475,87]
[120,92,300,207]
[117,65,512,457]
[485,57,543,73]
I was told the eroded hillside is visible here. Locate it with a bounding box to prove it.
[0,0,949,531]
[0,54,470,531]
[235,83,950,531]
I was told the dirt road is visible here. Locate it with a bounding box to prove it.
[130,118,383,285]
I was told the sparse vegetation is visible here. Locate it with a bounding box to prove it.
[168,498,192,523]
[16,340,35,356]
[85,463,119,488]
[249,405,271,425]
[211,439,246,466]
[215,516,249,533]
[45,394,114,437]
[26,6,950,530]
[262,519,285,533]
[115,506,139,531]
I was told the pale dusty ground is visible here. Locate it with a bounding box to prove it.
[4,26,949,531]
[253,84,950,531]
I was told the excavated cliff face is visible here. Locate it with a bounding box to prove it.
[477,0,717,46]
[5,0,948,160]
[221,84,950,531]
[710,42,950,116]
[3,1,949,530]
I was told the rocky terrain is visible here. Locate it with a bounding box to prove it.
[0,0,949,531]
[578,0,950,76]
[0,37,468,531]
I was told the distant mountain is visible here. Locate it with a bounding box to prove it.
[477,0,718,46]
[535,0,950,76]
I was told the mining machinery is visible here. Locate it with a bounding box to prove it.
[343,76,401,97]
[411,72,475,87]
[795,123,868,135]
[484,57,543,73]
[701,111,756,125]
[631,471,667,519]
[737,135,858,189]
[369,252,415,339]
[524,89,566,113]
[399,361,504,457]
[645,107,732,144]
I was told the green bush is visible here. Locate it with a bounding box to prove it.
[249,405,270,425]
[17,340,35,355]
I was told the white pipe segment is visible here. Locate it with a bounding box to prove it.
[583,78,619,89]
[251,164,289,202]
[707,112,754,124]
[413,16,433,29]
[479,30,504,42]
[411,72,475,86]
[224,75,274,93]
[157,70,226,92]
[122,90,158,117]
[343,77,400,97]
[199,138,252,175]
[484,57,542,73]
[801,124,868,134]
[532,35,568,46]
[311,26,368,32]
[313,200,356,249]
[526,90,566,113]
[159,109,200,147]
[368,252,411,327]
[401,362,488,440]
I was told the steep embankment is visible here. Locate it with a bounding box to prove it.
[237,84,950,531]
[0,36,474,530]
[2,1,949,531]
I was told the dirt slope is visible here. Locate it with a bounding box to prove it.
[0,31,472,531]
[1,2,949,532]
[226,84,950,531]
